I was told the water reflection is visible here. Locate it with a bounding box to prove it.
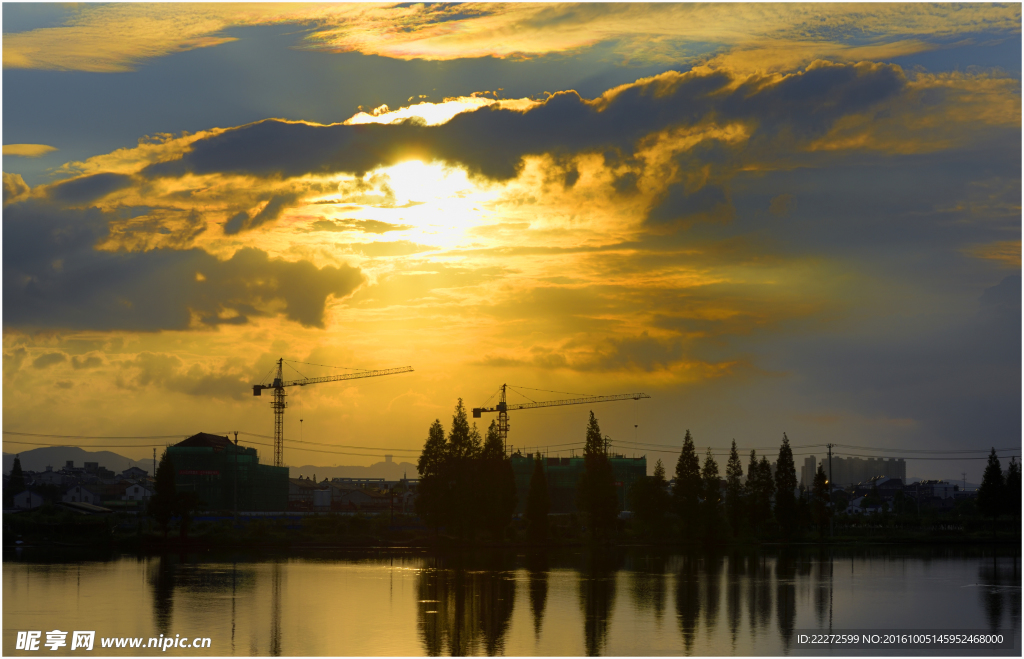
[748,553,772,636]
[416,555,516,656]
[775,549,796,653]
[627,552,667,622]
[3,546,1021,657]
[147,554,177,636]
[676,553,701,654]
[578,550,619,657]
[703,553,723,635]
[726,551,744,648]
[978,554,1021,634]
[526,552,548,639]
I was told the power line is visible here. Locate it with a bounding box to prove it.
[235,431,419,452]
[4,431,187,440]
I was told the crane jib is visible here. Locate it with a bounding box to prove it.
[472,392,650,416]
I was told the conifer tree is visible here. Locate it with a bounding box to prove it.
[447,400,482,537]
[149,452,177,539]
[725,440,744,537]
[746,452,774,536]
[480,420,517,540]
[9,455,25,494]
[5,455,25,507]
[673,430,701,538]
[774,433,798,536]
[977,448,1005,532]
[701,448,721,540]
[525,452,550,543]
[577,411,618,541]
[415,419,450,531]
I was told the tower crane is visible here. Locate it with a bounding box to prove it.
[253,358,413,467]
[472,384,650,455]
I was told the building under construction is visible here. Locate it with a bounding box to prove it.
[510,453,647,514]
[168,432,288,511]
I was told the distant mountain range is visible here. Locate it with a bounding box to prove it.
[3,447,156,476]
[2,446,420,480]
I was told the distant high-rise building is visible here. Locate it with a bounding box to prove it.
[801,456,817,489]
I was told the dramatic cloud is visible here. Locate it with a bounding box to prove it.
[3,199,365,330]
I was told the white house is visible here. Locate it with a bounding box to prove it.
[14,490,45,510]
[62,486,101,505]
[122,484,153,501]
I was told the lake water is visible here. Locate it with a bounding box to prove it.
[3,546,1020,656]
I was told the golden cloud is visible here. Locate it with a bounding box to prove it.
[3,3,1019,72]
[3,144,58,157]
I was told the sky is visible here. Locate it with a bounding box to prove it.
[2,3,1021,482]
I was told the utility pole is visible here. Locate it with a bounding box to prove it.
[827,443,834,538]
[962,471,967,493]
[234,431,239,525]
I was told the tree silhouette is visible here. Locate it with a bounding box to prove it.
[416,419,449,531]
[725,440,744,537]
[701,448,721,540]
[149,452,177,539]
[774,433,798,537]
[479,420,517,541]
[577,411,618,541]
[977,448,1005,535]
[673,430,701,540]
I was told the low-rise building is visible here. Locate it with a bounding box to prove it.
[121,466,149,481]
[122,483,153,501]
[63,485,101,505]
[168,432,287,511]
[14,490,45,510]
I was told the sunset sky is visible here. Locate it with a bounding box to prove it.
[3,3,1020,481]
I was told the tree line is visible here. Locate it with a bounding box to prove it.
[415,399,518,540]
[627,431,832,542]
[418,406,1022,544]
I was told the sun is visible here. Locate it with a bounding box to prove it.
[369,159,497,249]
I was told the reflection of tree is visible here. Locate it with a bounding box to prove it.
[748,553,772,635]
[978,554,1011,634]
[703,553,722,635]
[675,553,701,654]
[628,553,667,622]
[814,549,831,629]
[526,552,549,639]
[578,550,619,657]
[775,549,796,653]
[726,551,745,646]
[416,560,516,656]
[147,554,177,636]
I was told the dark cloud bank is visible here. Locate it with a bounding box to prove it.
[3,200,365,330]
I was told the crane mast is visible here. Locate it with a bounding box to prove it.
[253,358,413,467]
[472,384,650,455]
